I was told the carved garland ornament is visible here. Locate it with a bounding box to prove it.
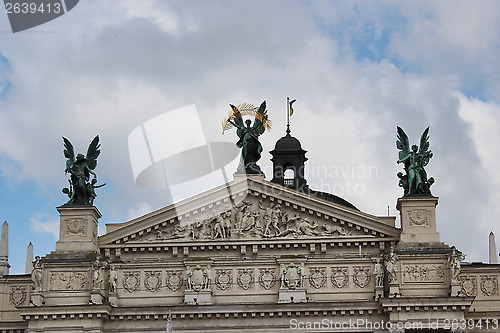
[258,268,276,290]
[123,271,140,293]
[215,269,233,291]
[144,271,162,292]
[331,267,349,289]
[460,275,477,296]
[237,268,255,290]
[407,209,431,227]
[353,266,371,288]
[165,270,183,292]
[309,267,327,289]
[9,286,26,306]
[480,275,498,296]
[65,218,86,236]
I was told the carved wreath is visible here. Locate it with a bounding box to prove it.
[237,269,255,290]
[215,269,233,291]
[258,268,276,290]
[144,271,162,292]
[165,270,183,292]
[123,271,140,293]
[331,267,349,289]
[309,267,326,289]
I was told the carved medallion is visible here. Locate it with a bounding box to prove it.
[331,267,348,289]
[144,271,162,292]
[166,270,183,292]
[65,218,86,236]
[123,271,140,293]
[480,275,498,296]
[9,286,26,306]
[460,276,477,296]
[407,209,431,227]
[237,268,255,290]
[309,267,326,289]
[215,269,233,291]
[353,266,371,288]
[258,268,276,290]
[49,271,89,291]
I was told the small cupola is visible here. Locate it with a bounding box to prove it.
[270,125,308,191]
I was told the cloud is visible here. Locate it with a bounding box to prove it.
[127,202,153,221]
[0,0,499,266]
[30,213,59,239]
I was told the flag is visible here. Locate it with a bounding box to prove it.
[289,99,296,116]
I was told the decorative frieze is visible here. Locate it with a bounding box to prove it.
[258,268,276,290]
[480,275,498,296]
[123,271,140,293]
[49,271,90,291]
[331,267,349,289]
[309,267,327,289]
[237,268,255,290]
[401,263,445,283]
[353,266,371,288]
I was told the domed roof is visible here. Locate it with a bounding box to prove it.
[273,133,303,151]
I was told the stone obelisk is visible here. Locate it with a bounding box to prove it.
[489,231,498,264]
[0,221,10,276]
[25,242,33,274]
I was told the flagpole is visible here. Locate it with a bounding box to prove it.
[286,96,290,134]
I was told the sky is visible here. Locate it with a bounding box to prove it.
[1,0,500,274]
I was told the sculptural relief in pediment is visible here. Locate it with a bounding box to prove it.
[132,197,374,243]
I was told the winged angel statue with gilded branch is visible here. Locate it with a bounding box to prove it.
[396,127,434,197]
[222,101,271,174]
[62,136,105,206]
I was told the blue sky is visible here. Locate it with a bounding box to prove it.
[1,0,500,273]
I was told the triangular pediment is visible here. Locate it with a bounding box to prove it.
[99,176,400,247]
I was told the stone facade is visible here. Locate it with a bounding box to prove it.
[0,175,498,332]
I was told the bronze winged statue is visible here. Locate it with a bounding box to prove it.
[222,101,271,174]
[62,135,105,206]
[396,127,434,197]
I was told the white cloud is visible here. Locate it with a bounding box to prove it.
[0,0,499,266]
[127,202,153,221]
[30,214,59,239]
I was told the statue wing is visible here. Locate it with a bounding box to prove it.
[396,126,410,166]
[252,100,268,136]
[85,135,101,170]
[63,137,75,164]
[418,127,430,155]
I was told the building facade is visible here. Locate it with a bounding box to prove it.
[0,131,499,333]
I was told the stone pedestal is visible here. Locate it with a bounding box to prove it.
[55,206,101,253]
[184,290,212,305]
[278,289,307,303]
[90,290,103,305]
[375,286,384,300]
[397,197,440,243]
[389,283,400,298]
[108,292,118,306]
[451,281,461,297]
[31,292,43,306]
